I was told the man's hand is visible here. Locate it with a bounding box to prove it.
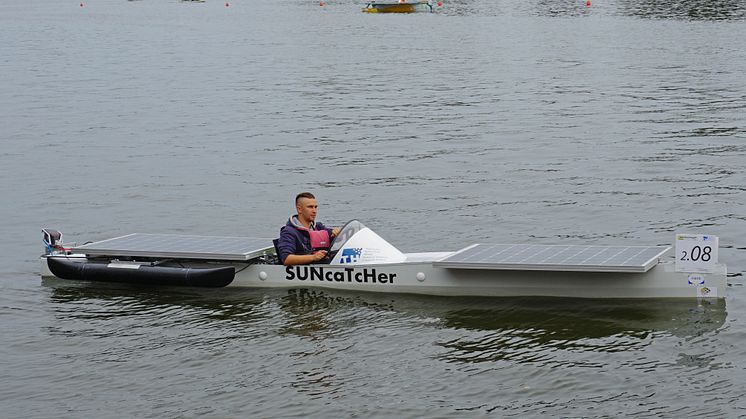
[331,228,340,237]
[312,250,328,262]
[284,250,328,266]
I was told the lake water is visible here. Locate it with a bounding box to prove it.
[1,0,745,416]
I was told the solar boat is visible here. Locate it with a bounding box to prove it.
[40,221,726,299]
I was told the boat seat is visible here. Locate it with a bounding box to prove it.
[273,239,282,265]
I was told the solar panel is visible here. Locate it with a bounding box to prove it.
[434,244,670,273]
[72,233,275,261]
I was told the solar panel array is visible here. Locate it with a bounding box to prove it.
[73,233,274,261]
[434,243,670,273]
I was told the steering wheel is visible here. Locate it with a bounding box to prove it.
[324,220,364,262]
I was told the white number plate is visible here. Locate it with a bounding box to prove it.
[675,234,718,273]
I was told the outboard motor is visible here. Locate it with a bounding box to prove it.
[42,228,65,255]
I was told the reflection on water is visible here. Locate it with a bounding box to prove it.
[437,296,726,337]
[434,297,726,364]
[47,280,269,321]
[277,288,395,340]
[46,280,726,352]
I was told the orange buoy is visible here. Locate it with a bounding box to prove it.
[319,0,324,5]
[586,0,591,6]
[437,1,442,6]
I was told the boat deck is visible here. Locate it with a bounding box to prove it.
[72,233,671,273]
[434,243,670,273]
[72,233,274,261]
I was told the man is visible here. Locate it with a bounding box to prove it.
[278,192,340,266]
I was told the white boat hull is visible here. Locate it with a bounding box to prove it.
[230,261,725,299]
[41,256,726,299]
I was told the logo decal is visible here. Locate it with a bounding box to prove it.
[687,273,705,286]
[340,248,363,264]
[285,266,396,284]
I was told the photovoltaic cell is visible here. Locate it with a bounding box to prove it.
[434,244,670,273]
[73,233,274,261]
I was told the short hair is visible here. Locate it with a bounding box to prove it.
[295,192,316,205]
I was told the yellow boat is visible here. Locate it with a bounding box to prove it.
[363,0,433,13]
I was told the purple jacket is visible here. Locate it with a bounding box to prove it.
[277,217,333,264]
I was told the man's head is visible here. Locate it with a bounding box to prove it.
[295,192,318,225]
